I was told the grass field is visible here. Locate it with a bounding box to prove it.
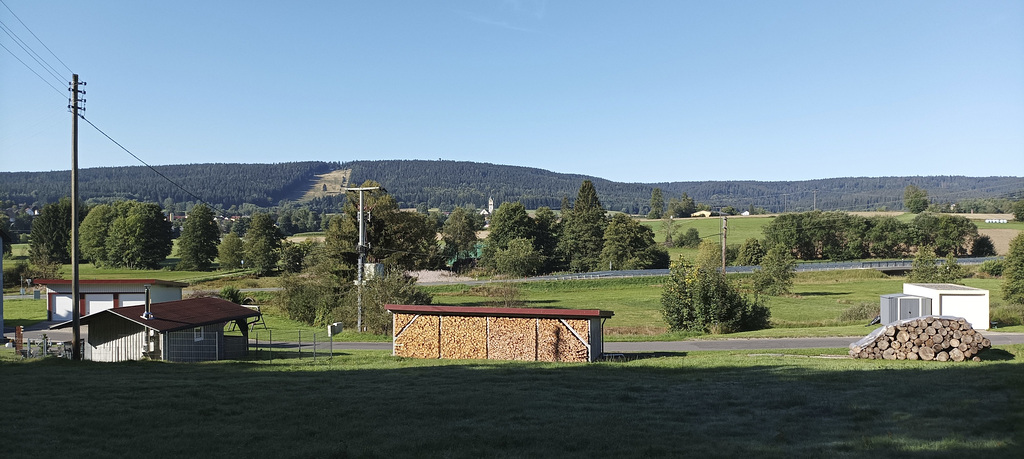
[1,345,1021,457]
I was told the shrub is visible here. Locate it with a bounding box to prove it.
[219,286,244,304]
[839,302,878,323]
[979,259,1005,277]
[990,302,1024,327]
[661,258,770,333]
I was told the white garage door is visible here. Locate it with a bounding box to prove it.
[941,294,989,330]
[86,294,115,315]
[120,293,146,307]
[53,294,74,321]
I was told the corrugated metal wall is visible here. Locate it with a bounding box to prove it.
[86,314,148,362]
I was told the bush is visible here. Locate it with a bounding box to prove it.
[990,302,1024,327]
[280,274,350,327]
[661,259,770,333]
[3,260,31,289]
[344,269,433,334]
[219,286,244,304]
[839,302,878,323]
[979,259,1005,277]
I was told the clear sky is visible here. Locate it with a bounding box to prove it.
[2,0,1022,183]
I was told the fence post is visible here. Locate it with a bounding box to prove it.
[269,329,272,363]
[298,329,302,359]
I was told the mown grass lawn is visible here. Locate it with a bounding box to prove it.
[2,345,1021,458]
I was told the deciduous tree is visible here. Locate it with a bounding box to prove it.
[661,258,770,333]
[244,212,284,276]
[441,206,478,270]
[104,201,173,269]
[600,214,669,270]
[218,233,244,270]
[753,244,796,295]
[79,203,117,266]
[904,185,929,213]
[176,204,221,271]
[735,238,765,266]
[908,245,940,283]
[1002,233,1024,305]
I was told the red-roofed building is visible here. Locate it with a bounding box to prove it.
[52,297,260,362]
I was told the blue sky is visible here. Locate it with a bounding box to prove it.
[2,0,1022,182]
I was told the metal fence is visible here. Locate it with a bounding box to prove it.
[9,336,75,359]
[247,329,344,362]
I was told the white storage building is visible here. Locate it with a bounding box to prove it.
[902,283,990,330]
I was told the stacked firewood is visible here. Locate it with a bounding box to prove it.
[849,316,991,361]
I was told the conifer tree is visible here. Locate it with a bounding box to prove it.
[558,180,607,272]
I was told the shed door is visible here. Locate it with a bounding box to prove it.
[53,294,74,321]
[941,295,985,329]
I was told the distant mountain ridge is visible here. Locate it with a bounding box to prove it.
[2,160,1021,213]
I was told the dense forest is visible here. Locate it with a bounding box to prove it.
[2,159,1021,213]
[0,162,337,208]
[346,160,1023,213]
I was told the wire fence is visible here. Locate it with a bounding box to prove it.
[248,329,350,363]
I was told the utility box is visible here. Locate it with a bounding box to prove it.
[880,294,932,325]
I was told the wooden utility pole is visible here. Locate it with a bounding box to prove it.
[70,74,83,360]
[721,216,728,273]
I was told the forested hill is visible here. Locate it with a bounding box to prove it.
[2,159,1021,213]
[345,160,1022,213]
[0,162,337,208]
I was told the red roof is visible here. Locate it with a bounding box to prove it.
[33,279,189,288]
[51,297,259,332]
[386,304,614,319]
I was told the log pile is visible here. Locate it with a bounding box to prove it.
[393,314,440,359]
[392,313,595,362]
[487,317,537,361]
[537,319,590,363]
[440,316,487,359]
[849,316,991,361]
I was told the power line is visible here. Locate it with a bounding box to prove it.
[0,40,65,98]
[79,115,216,210]
[0,0,73,74]
[0,18,65,86]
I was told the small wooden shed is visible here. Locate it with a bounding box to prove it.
[51,297,259,362]
[387,305,614,362]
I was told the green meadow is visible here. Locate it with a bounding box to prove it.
[2,345,1022,457]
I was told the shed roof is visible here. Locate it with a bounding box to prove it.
[386,304,614,319]
[904,283,987,292]
[51,297,259,332]
[34,279,189,288]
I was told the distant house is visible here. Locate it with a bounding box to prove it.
[35,279,186,322]
[692,210,713,218]
[51,297,260,362]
